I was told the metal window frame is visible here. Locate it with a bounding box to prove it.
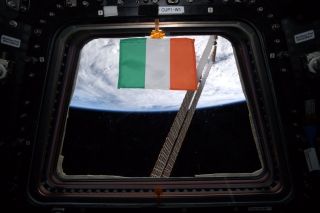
[27,21,292,207]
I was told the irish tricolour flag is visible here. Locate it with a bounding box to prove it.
[118,38,197,90]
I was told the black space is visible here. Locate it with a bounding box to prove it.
[62,101,260,177]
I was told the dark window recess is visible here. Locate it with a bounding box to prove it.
[62,102,260,177]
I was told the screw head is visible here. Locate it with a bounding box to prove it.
[82,1,89,7]
[257,7,264,12]
[7,0,17,8]
[9,20,18,28]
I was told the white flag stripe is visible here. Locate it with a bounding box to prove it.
[145,39,170,89]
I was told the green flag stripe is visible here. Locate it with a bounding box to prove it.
[118,38,146,88]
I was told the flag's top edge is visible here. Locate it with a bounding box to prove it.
[120,38,195,43]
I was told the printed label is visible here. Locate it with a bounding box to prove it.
[294,30,315,44]
[103,6,118,17]
[304,147,320,172]
[1,35,21,48]
[159,6,185,15]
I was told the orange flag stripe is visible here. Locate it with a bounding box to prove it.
[170,38,198,90]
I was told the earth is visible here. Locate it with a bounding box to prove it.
[70,36,245,112]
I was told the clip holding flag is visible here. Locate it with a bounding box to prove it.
[150,19,165,39]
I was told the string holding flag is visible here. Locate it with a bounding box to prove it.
[118,19,198,91]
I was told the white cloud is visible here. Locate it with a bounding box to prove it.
[70,36,245,111]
